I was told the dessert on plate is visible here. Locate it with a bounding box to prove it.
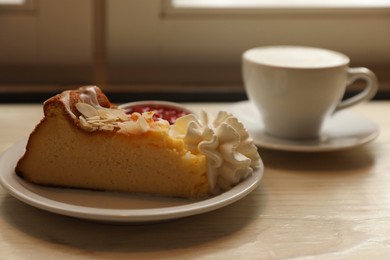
[15,86,261,198]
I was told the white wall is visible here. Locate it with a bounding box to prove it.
[108,1,390,68]
[0,0,92,66]
[106,1,390,84]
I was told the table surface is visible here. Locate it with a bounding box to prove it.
[1,101,390,259]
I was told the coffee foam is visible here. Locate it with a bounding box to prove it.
[244,46,349,68]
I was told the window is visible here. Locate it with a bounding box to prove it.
[0,0,25,5]
[165,0,390,15]
[170,0,390,9]
[1,0,389,101]
[107,1,390,85]
[0,0,35,11]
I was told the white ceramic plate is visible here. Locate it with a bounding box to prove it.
[228,101,379,152]
[0,139,264,223]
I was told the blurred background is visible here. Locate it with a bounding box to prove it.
[0,0,389,102]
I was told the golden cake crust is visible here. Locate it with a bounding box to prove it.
[15,86,210,198]
[43,86,114,123]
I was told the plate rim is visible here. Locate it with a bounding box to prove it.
[229,101,380,152]
[0,139,264,223]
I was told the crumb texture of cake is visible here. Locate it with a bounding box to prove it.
[15,86,261,198]
[16,86,209,198]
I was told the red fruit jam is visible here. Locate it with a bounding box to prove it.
[124,104,191,124]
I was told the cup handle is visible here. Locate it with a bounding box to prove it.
[334,67,378,112]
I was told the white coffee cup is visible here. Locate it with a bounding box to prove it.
[242,46,378,139]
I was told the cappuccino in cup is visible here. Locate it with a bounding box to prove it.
[242,46,378,139]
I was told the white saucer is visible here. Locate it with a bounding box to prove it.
[228,101,379,152]
[0,139,264,223]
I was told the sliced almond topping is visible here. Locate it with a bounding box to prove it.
[75,102,168,133]
[76,103,99,118]
[137,115,149,132]
[79,115,98,131]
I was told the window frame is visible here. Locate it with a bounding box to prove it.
[162,0,390,16]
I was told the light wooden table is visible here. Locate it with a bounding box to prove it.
[1,101,390,259]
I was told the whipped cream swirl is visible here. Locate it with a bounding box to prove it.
[169,111,260,193]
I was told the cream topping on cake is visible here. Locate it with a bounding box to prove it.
[169,111,260,193]
[58,86,101,120]
[57,86,259,193]
[79,86,101,107]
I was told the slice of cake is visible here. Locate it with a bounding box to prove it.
[15,86,260,198]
